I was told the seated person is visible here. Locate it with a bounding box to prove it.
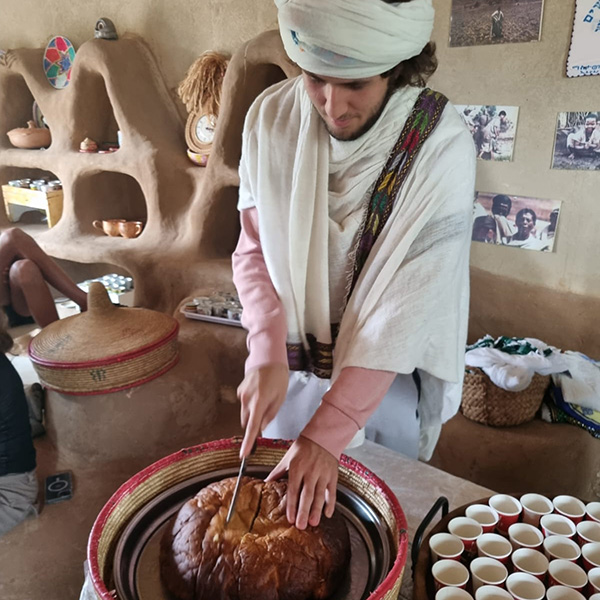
[0,228,87,328]
[567,114,600,159]
[0,310,38,536]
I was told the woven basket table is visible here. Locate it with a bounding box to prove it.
[29,282,179,394]
[461,367,550,427]
[88,437,408,600]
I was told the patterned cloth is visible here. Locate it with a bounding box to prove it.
[542,383,600,438]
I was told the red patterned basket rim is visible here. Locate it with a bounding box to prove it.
[28,320,179,368]
[88,437,408,600]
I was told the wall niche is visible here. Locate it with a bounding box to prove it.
[69,69,120,152]
[73,171,147,231]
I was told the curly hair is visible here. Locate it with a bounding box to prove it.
[381,0,438,89]
[0,310,13,354]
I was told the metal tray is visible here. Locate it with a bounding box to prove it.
[112,466,394,600]
[180,307,243,328]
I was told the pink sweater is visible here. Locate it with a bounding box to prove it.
[232,207,396,459]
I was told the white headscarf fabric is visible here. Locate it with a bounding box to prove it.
[275,0,435,78]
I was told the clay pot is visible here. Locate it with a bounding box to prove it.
[118,220,144,238]
[7,120,51,149]
[93,219,126,236]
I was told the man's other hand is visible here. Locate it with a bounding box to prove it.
[237,363,289,458]
[266,436,338,530]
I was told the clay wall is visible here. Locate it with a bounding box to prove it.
[1,0,597,351]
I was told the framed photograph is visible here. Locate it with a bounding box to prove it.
[567,0,600,78]
[472,192,562,252]
[455,105,519,161]
[450,0,545,48]
[551,111,600,171]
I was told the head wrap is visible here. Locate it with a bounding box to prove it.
[275,0,435,78]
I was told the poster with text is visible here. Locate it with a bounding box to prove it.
[552,111,600,171]
[472,192,561,252]
[567,0,600,77]
[450,0,545,47]
[456,104,519,161]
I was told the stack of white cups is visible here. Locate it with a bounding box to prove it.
[429,494,600,600]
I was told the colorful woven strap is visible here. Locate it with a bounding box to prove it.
[287,88,449,377]
[349,88,449,294]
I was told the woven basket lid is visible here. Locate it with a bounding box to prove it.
[29,282,179,395]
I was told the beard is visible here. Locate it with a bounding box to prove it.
[322,80,396,142]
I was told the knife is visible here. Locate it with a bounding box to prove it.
[226,439,257,524]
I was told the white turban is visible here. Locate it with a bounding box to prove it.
[275,0,435,78]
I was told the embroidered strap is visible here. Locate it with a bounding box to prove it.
[350,88,449,294]
[287,88,449,377]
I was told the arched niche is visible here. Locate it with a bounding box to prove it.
[69,69,120,152]
[72,171,148,231]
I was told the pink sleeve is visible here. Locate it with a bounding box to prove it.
[232,207,288,373]
[301,367,396,459]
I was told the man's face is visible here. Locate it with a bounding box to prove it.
[585,118,597,131]
[302,70,392,141]
[516,212,535,235]
[493,200,510,217]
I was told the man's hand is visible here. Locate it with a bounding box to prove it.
[237,363,289,458]
[266,436,338,530]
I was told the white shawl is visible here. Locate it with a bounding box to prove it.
[238,77,476,458]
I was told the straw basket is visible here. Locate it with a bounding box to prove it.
[88,437,408,600]
[29,282,179,395]
[461,367,550,427]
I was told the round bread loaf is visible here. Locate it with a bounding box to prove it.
[160,476,350,600]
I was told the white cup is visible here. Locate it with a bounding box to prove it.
[489,495,522,535]
[553,496,586,524]
[508,523,544,551]
[582,542,600,571]
[543,536,581,562]
[547,559,588,591]
[520,493,553,527]
[590,567,600,595]
[470,557,508,593]
[432,559,470,592]
[448,517,483,554]
[545,585,586,600]
[475,585,513,600]
[466,504,500,534]
[590,593,600,600]
[477,533,513,565]
[430,533,465,563]
[586,502,600,524]
[576,520,600,546]
[510,548,548,581]
[505,572,546,600]
[540,514,577,539]
[436,587,473,600]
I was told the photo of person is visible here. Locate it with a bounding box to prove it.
[472,192,562,252]
[456,105,519,161]
[450,0,545,47]
[552,111,600,170]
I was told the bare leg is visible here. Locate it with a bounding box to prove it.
[9,259,59,327]
[0,228,87,311]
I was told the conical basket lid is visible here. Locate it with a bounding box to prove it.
[29,282,178,366]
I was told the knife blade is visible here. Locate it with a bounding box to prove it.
[226,439,257,525]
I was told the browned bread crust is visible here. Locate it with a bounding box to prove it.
[160,477,350,600]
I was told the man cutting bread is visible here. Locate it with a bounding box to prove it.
[233,0,476,530]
